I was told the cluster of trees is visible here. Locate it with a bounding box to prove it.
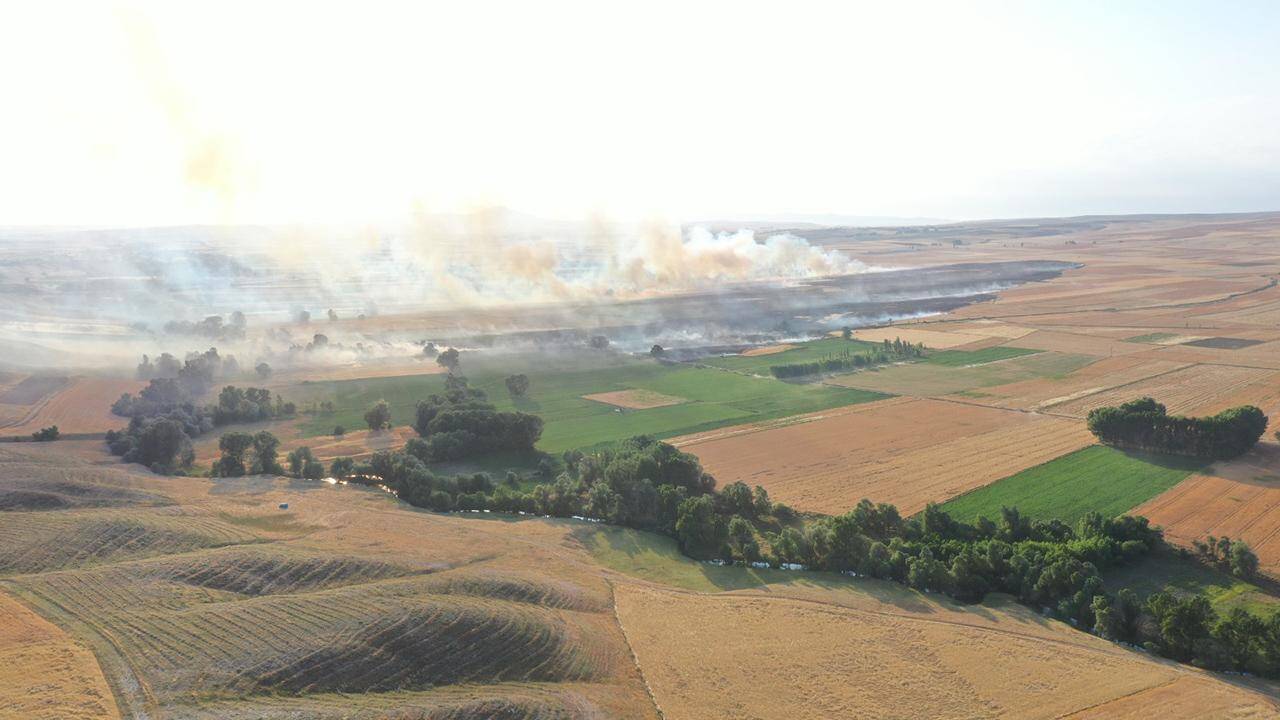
[1192,535,1259,580]
[31,425,59,441]
[1102,590,1280,676]
[161,311,246,341]
[1087,398,1268,459]
[769,338,924,378]
[108,375,295,472]
[210,430,283,477]
[132,348,242,395]
[407,375,542,462]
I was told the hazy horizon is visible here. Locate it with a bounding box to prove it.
[3,1,1278,228]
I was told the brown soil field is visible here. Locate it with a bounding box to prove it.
[0,590,120,719]
[615,583,1278,720]
[739,343,797,357]
[674,397,1092,515]
[1048,363,1274,418]
[1136,444,1280,577]
[0,377,145,437]
[582,389,686,409]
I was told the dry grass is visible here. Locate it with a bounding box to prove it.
[1047,363,1273,418]
[0,590,119,719]
[582,389,686,409]
[739,343,798,357]
[0,444,654,718]
[853,326,988,348]
[615,582,1278,720]
[0,377,145,436]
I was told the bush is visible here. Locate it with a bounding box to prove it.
[31,425,59,442]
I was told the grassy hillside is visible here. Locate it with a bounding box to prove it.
[292,353,884,452]
[938,445,1205,525]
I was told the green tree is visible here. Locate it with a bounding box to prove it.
[675,495,727,560]
[31,425,59,441]
[752,485,772,517]
[213,431,254,477]
[504,373,530,397]
[1229,540,1259,579]
[364,399,391,431]
[249,430,282,474]
[436,347,460,371]
[330,456,355,479]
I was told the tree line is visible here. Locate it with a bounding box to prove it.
[1087,397,1268,460]
[769,338,924,379]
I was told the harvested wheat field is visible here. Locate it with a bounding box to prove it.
[0,590,120,720]
[0,376,144,437]
[582,388,686,409]
[616,583,1278,720]
[1009,330,1149,356]
[1136,445,1280,577]
[1048,363,1274,418]
[739,344,797,357]
[675,397,1093,515]
[853,325,988,348]
[0,443,656,720]
[956,356,1192,412]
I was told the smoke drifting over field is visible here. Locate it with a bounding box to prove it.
[0,216,1071,371]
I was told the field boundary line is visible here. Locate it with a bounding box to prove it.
[608,580,666,720]
[1036,362,1206,413]
[1052,677,1185,719]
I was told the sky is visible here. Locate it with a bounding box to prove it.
[1,0,1278,227]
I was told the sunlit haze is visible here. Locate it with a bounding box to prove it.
[3,0,1278,227]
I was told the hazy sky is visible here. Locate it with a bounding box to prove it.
[2,0,1278,226]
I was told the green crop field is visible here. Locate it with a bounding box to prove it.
[697,337,882,375]
[292,353,885,452]
[832,351,1094,397]
[937,445,1206,526]
[923,346,1042,367]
